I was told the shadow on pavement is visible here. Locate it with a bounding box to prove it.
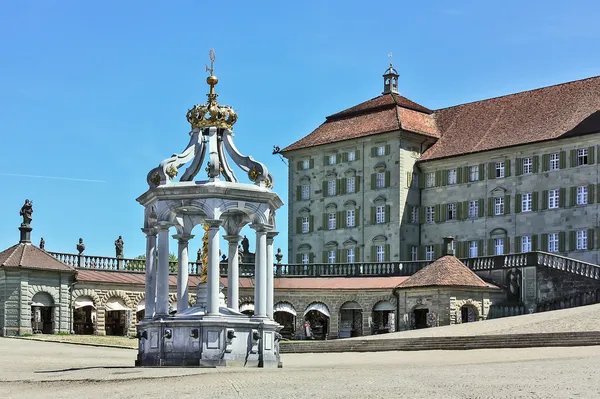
[35,366,137,374]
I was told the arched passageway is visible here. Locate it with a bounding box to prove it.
[73,295,96,334]
[273,302,296,339]
[339,301,362,338]
[31,292,54,334]
[304,302,330,340]
[371,300,394,334]
[104,297,129,336]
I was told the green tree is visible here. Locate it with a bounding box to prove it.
[128,253,178,271]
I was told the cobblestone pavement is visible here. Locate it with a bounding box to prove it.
[1,338,600,399]
[354,303,600,340]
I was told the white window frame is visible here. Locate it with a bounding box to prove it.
[346,177,355,193]
[301,185,310,200]
[426,173,435,188]
[522,193,532,212]
[549,153,559,171]
[411,207,418,224]
[425,245,434,261]
[469,165,479,182]
[328,250,336,264]
[468,200,478,218]
[411,246,418,261]
[448,169,457,185]
[494,197,504,215]
[328,213,336,230]
[375,205,385,224]
[577,186,588,205]
[548,189,559,209]
[577,148,588,166]
[328,154,337,165]
[346,210,355,227]
[447,203,456,220]
[301,253,309,264]
[327,180,336,196]
[301,217,309,233]
[495,162,505,178]
[521,236,532,252]
[347,248,355,263]
[425,206,434,224]
[548,233,559,253]
[376,146,385,156]
[494,238,504,255]
[522,157,532,174]
[302,159,310,170]
[576,230,588,250]
[375,245,385,262]
[469,241,478,258]
[376,172,385,189]
[347,151,355,161]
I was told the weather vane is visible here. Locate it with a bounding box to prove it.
[206,49,216,76]
[388,52,393,66]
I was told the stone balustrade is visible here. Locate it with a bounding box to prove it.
[47,250,600,280]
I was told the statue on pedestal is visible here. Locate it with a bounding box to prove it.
[77,238,85,255]
[241,235,249,254]
[115,236,124,259]
[20,199,33,226]
[237,244,244,263]
[275,248,283,264]
[39,237,45,250]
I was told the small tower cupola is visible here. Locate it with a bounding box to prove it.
[382,53,399,95]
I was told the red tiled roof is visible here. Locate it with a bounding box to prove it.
[0,243,75,272]
[421,76,600,161]
[74,269,406,290]
[396,256,496,289]
[281,93,438,152]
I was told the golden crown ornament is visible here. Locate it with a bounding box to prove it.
[186,49,238,130]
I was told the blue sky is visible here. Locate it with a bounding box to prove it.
[1,1,599,262]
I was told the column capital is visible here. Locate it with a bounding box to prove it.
[223,234,242,243]
[156,222,171,231]
[249,223,273,233]
[204,219,223,229]
[172,233,195,242]
[266,231,279,242]
[141,227,157,237]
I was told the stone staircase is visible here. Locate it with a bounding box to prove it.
[279,331,600,354]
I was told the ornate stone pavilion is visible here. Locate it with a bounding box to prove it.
[135,50,283,367]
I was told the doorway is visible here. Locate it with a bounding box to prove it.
[414,308,429,329]
[461,306,477,323]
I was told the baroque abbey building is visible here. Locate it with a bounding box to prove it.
[281,65,600,265]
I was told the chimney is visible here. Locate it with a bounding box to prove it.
[442,236,455,257]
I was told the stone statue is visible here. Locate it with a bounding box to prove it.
[506,268,522,302]
[241,235,250,254]
[115,236,124,259]
[196,248,202,263]
[20,199,33,226]
[39,237,45,250]
[237,244,244,263]
[275,248,283,264]
[76,238,85,255]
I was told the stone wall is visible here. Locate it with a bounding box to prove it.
[536,267,600,303]
[0,270,5,335]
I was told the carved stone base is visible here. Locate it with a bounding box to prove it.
[135,313,281,368]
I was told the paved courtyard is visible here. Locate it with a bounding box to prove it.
[1,338,599,398]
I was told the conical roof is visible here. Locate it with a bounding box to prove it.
[396,255,495,289]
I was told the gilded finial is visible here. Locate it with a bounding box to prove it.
[186,48,238,130]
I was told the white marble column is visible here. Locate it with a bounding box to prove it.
[251,224,268,318]
[266,231,278,320]
[141,228,157,319]
[155,224,171,316]
[173,233,194,313]
[206,219,222,315]
[224,234,241,311]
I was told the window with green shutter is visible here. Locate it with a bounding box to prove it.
[487,239,494,256]
[541,154,549,172]
[385,205,391,223]
[478,163,485,181]
[385,144,391,155]
[569,186,577,207]
[488,162,495,180]
[296,217,301,234]
[559,151,566,169]
[504,237,510,254]
[505,160,511,177]
[456,167,463,184]
[569,231,576,251]
[532,192,539,211]
[541,190,548,210]
[514,236,522,253]
[478,198,484,217]
[385,171,391,188]
[559,187,566,208]
[533,156,539,173]
[570,149,577,168]
[504,195,511,214]
[435,170,442,187]
[588,229,595,250]
[541,233,548,251]
[515,193,522,213]
[589,184,595,204]
[370,207,376,224]
[370,174,376,190]
[558,232,566,252]
[487,197,494,217]
[516,158,522,176]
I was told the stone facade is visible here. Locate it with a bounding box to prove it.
[287,130,426,264]
[0,268,73,336]
[419,134,600,264]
